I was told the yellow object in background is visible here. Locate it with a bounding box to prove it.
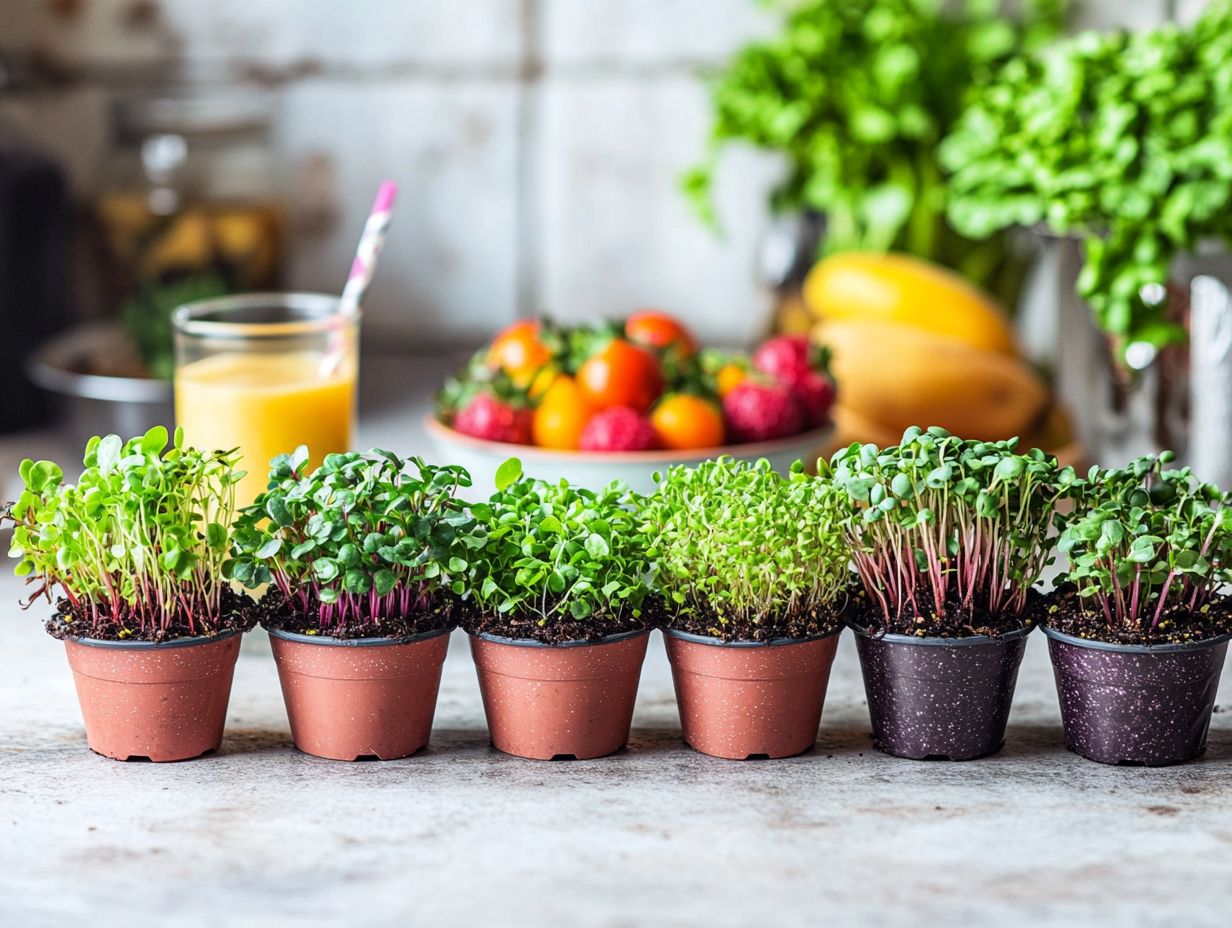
[176,352,356,506]
[803,251,1017,355]
[816,320,1048,441]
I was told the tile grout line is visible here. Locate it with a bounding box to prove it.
[513,0,544,322]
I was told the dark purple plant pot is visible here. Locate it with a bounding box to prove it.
[1043,626,1229,767]
[852,624,1031,761]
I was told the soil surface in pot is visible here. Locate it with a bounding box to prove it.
[257,589,458,640]
[1043,586,1232,647]
[843,584,1039,638]
[663,601,843,643]
[461,606,648,644]
[46,587,258,643]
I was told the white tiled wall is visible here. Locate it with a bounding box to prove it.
[278,79,521,341]
[0,0,1192,347]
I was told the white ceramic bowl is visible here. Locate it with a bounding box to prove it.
[425,415,834,495]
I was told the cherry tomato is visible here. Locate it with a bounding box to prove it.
[716,363,748,397]
[532,375,594,450]
[625,311,698,355]
[576,339,664,412]
[651,394,725,450]
[488,320,551,386]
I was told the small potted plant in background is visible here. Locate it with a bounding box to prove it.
[831,426,1072,760]
[642,458,848,760]
[4,427,252,762]
[463,459,652,760]
[229,448,480,761]
[1046,453,1231,766]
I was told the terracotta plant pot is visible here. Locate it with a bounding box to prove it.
[852,624,1031,761]
[63,630,242,762]
[269,627,450,761]
[664,629,841,759]
[469,629,650,760]
[1043,626,1229,766]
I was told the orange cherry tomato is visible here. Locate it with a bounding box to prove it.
[576,339,664,412]
[532,375,594,450]
[716,363,748,397]
[625,310,698,355]
[651,394,725,450]
[488,320,551,386]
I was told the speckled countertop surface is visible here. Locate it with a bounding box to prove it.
[2,355,1232,927]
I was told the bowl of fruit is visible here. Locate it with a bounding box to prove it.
[428,312,836,493]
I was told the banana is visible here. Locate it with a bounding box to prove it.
[804,251,1017,355]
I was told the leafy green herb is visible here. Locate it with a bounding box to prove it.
[1055,453,1231,633]
[4,427,242,636]
[466,460,649,625]
[829,426,1073,628]
[641,457,848,634]
[686,0,1064,301]
[942,1,1232,359]
[228,448,481,633]
[122,274,228,380]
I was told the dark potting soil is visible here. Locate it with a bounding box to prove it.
[662,599,844,643]
[460,601,651,644]
[45,587,260,643]
[1042,585,1232,646]
[842,584,1037,639]
[257,589,458,640]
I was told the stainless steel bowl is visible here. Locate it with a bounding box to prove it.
[27,322,173,446]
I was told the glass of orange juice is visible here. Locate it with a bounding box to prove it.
[173,293,358,506]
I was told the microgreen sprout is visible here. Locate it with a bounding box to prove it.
[4,427,242,637]
[641,458,848,637]
[466,459,649,626]
[829,426,1073,629]
[227,448,481,633]
[1055,453,1231,633]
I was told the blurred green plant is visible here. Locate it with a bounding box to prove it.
[685,0,1066,304]
[122,273,227,380]
[942,1,1232,362]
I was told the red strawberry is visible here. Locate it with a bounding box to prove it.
[792,370,836,428]
[579,406,659,452]
[722,382,803,443]
[753,335,813,386]
[454,394,533,445]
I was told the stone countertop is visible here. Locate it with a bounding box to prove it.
[2,355,1232,927]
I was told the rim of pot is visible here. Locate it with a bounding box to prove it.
[470,626,651,649]
[845,620,1034,647]
[663,625,843,648]
[65,627,245,650]
[1041,624,1232,654]
[266,625,453,647]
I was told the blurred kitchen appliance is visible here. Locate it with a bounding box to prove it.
[0,141,70,432]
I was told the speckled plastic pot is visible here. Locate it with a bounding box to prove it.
[269,627,450,761]
[852,624,1031,761]
[1043,626,1229,766]
[469,629,650,760]
[63,630,242,762]
[664,629,841,760]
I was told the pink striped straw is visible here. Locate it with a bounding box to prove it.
[340,179,398,317]
[321,180,397,377]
